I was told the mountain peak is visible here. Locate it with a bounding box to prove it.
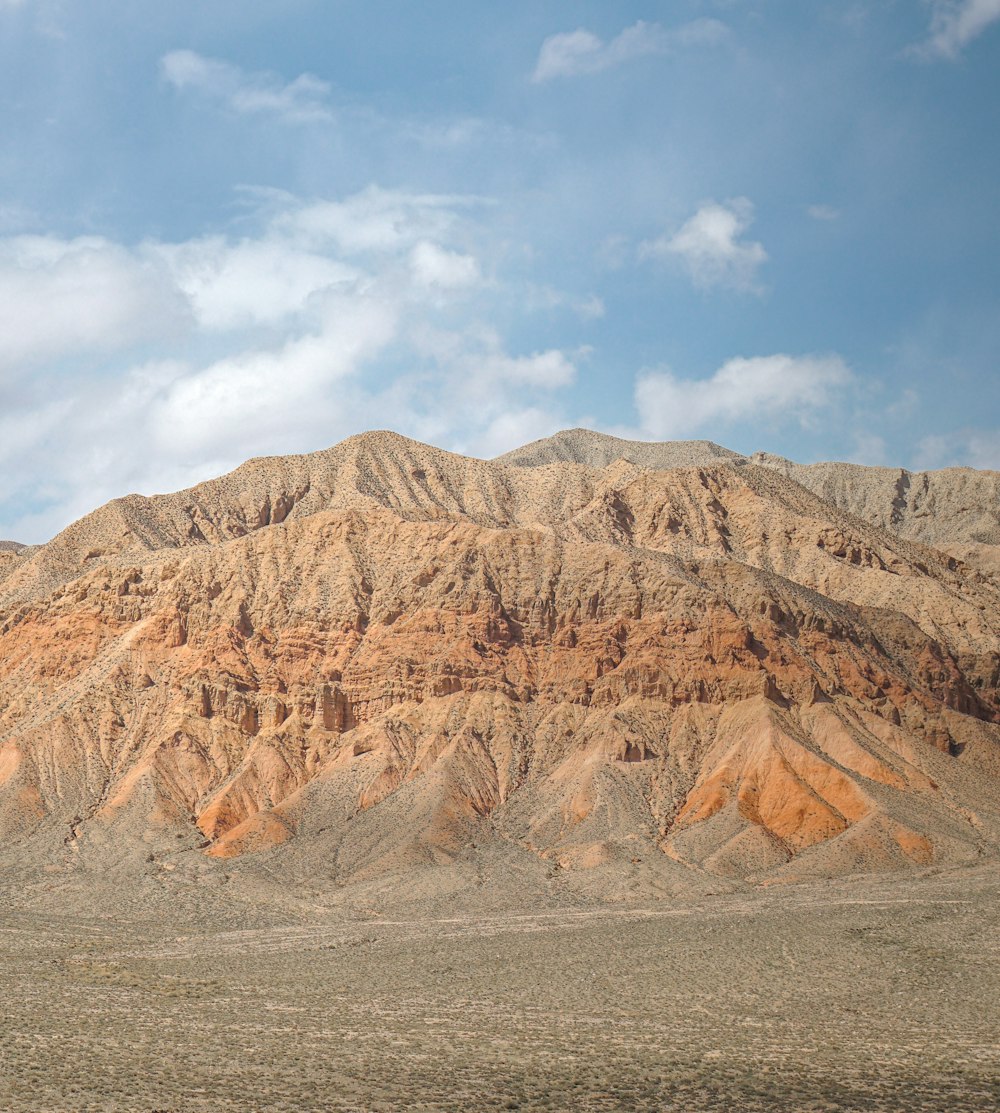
[497,428,746,470]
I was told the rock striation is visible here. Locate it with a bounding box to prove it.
[1,430,998,888]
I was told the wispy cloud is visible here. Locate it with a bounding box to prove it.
[409,241,480,290]
[807,204,840,222]
[271,186,485,255]
[915,428,1000,469]
[912,0,1000,59]
[0,236,189,372]
[631,354,853,440]
[640,199,767,292]
[160,50,333,123]
[532,18,727,82]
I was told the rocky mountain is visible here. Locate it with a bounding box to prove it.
[1,430,998,892]
[497,429,745,470]
[504,429,1000,575]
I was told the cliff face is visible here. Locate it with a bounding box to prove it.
[1,431,999,886]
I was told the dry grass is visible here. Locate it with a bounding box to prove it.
[1,863,998,1111]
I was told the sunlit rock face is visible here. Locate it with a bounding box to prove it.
[1,429,998,886]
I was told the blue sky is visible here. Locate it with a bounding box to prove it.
[0,1,998,541]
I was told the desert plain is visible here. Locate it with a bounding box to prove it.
[1,861,998,1112]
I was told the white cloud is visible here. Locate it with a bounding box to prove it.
[473,408,570,458]
[355,322,582,461]
[915,429,1000,470]
[0,398,71,461]
[274,186,482,255]
[953,434,1000,470]
[632,354,853,439]
[161,50,333,123]
[149,296,398,460]
[409,241,480,290]
[640,199,767,292]
[409,324,579,406]
[0,187,586,542]
[915,0,1000,59]
[0,188,484,374]
[532,18,727,82]
[849,432,888,466]
[0,235,189,372]
[152,236,361,331]
[480,347,577,390]
[807,204,840,222]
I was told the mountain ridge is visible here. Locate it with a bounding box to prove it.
[500,428,1000,569]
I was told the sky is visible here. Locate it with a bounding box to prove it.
[0,0,998,542]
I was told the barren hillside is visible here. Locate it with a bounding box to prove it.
[1,430,998,893]
[504,429,1000,573]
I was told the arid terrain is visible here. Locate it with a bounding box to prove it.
[1,428,999,1110]
[2,428,1000,883]
[1,864,998,1112]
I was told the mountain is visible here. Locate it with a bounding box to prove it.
[497,428,745,470]
[503,429,1000,575]
[1,430,998,894]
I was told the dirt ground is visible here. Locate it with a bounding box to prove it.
[1,861,998,1112]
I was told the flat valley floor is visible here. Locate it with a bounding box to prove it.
[1,862,998,1112]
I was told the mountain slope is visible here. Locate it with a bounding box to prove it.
[501,428,1000,574]
[1,430,998,892]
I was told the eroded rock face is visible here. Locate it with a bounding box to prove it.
[1,430,999,885]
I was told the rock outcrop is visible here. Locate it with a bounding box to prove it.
[1,430,998,887]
